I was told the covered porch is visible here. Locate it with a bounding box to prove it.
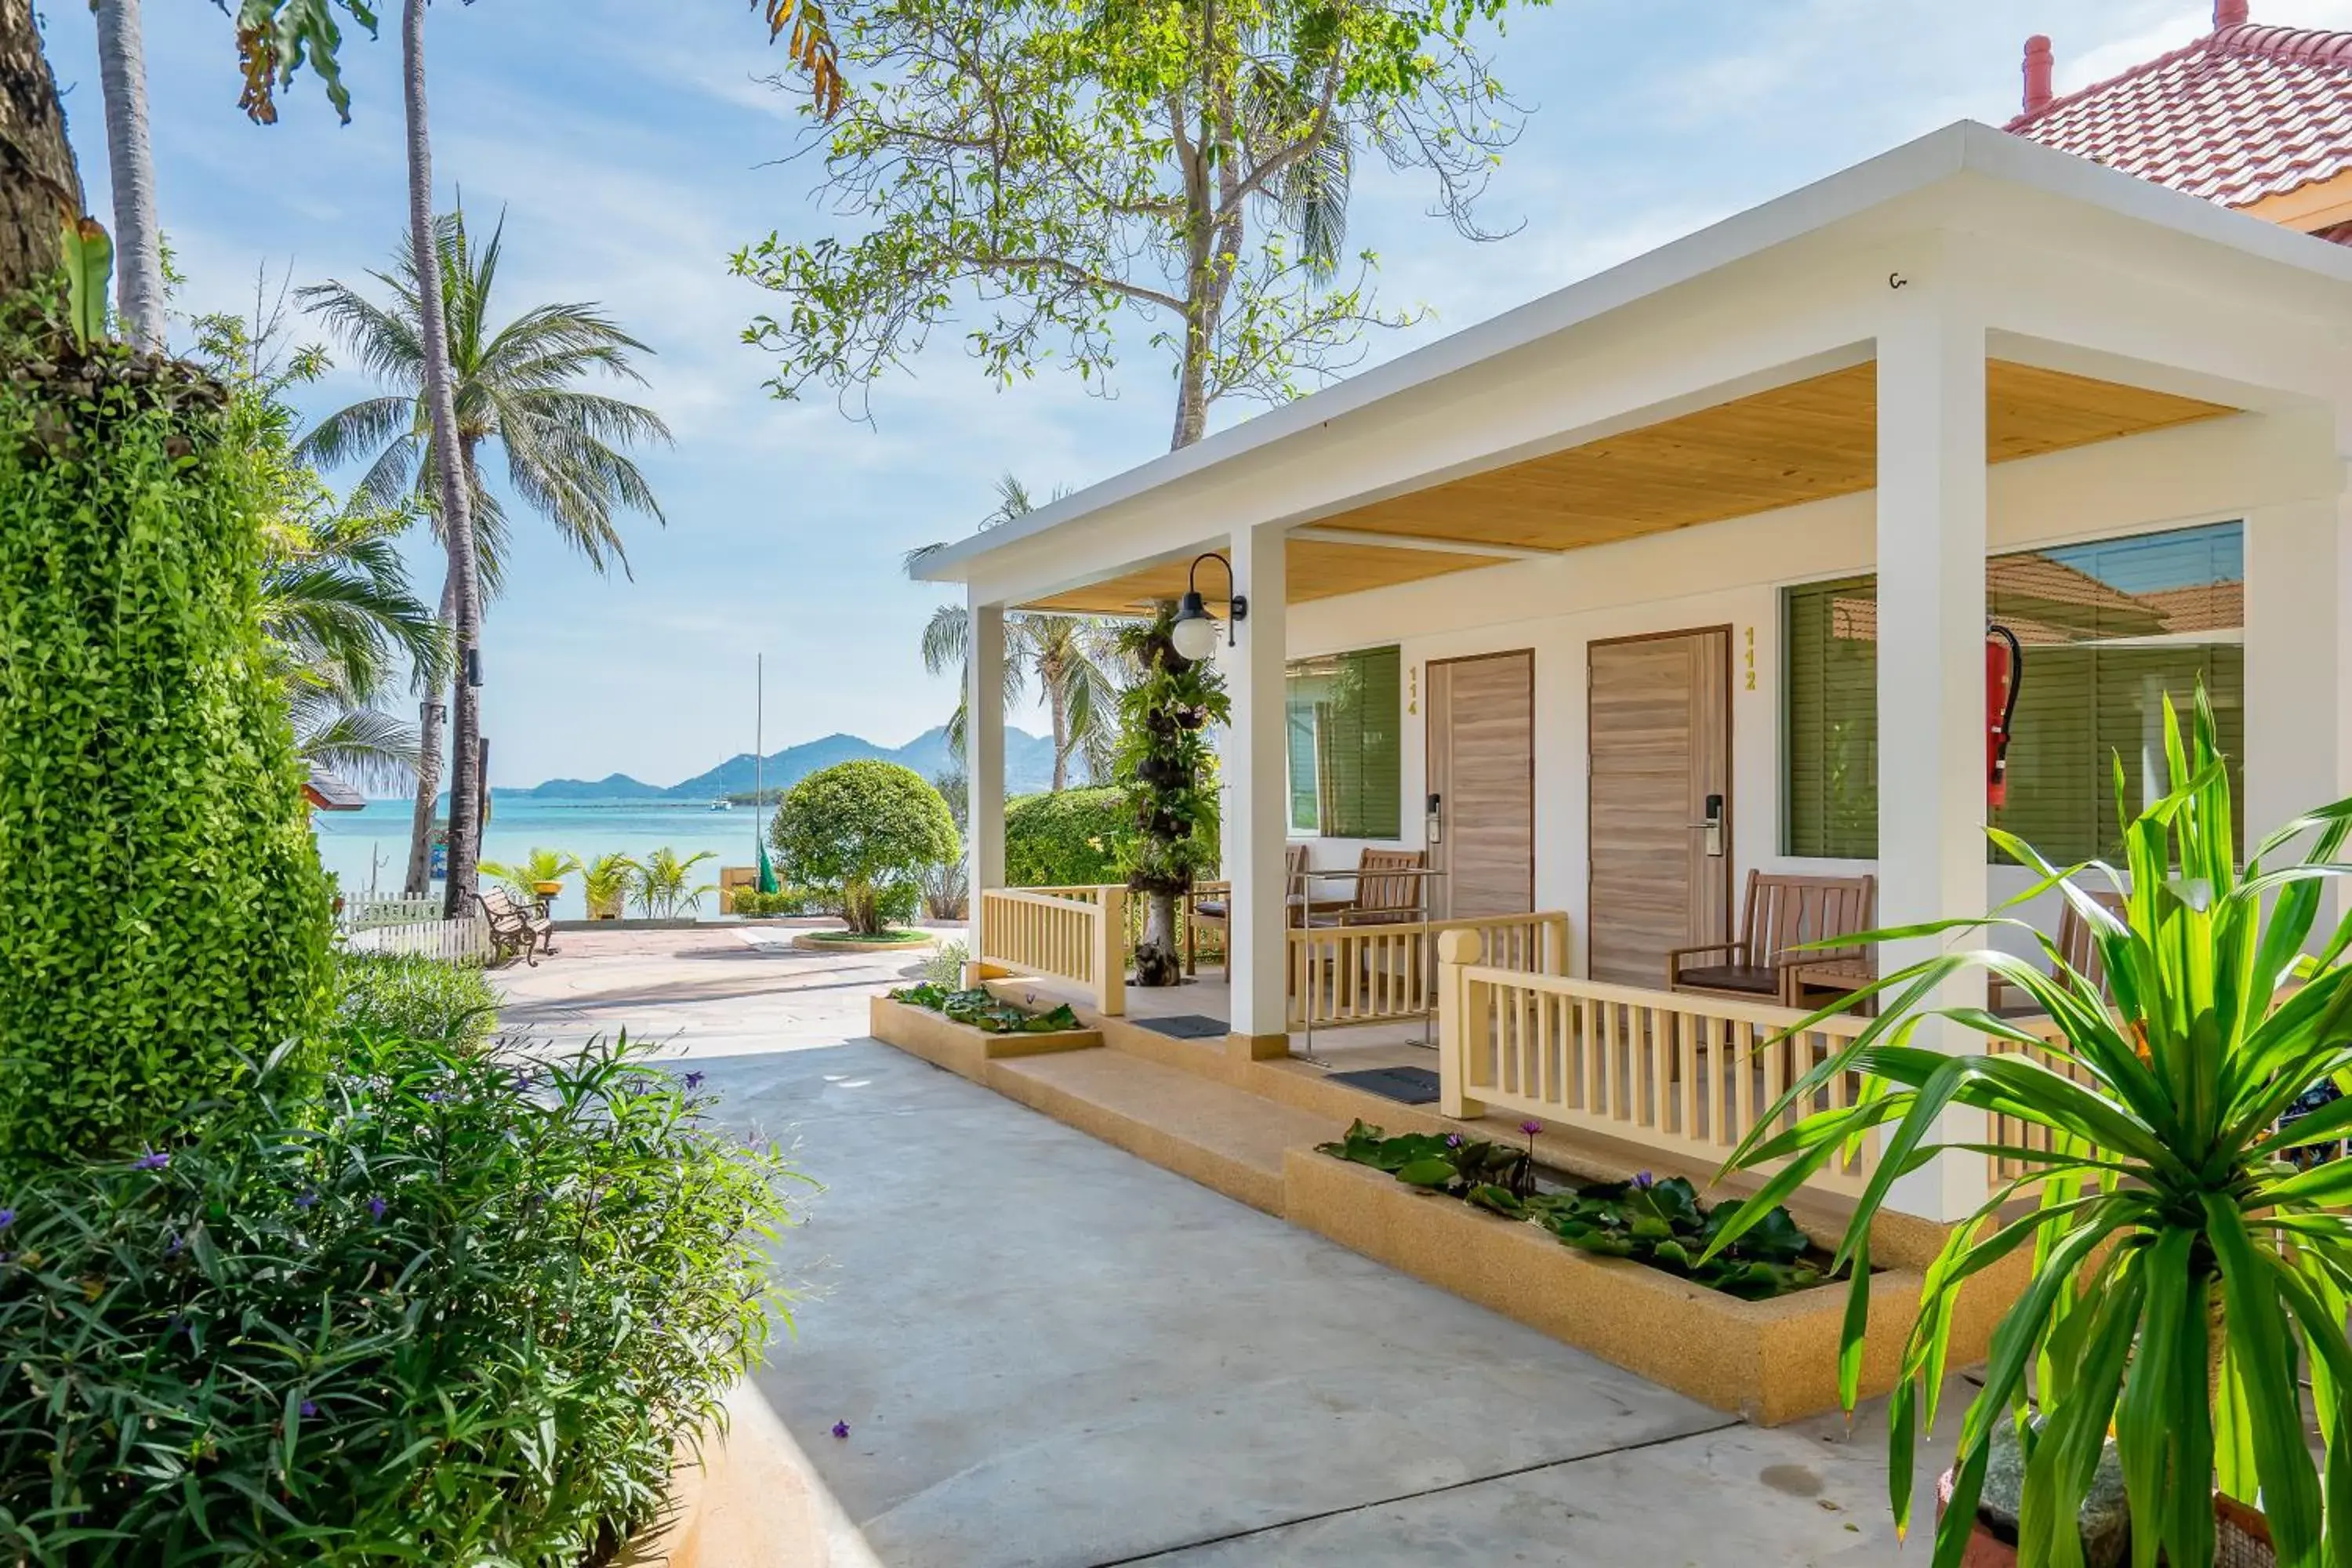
[918,122,2352,1227]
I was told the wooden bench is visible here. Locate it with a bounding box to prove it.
[1667,871,1876,1009]
[479,887,556,967]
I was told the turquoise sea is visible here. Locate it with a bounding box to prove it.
[312,798,772,921]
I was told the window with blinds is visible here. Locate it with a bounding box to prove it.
[1287,645,1403,838]
[1782,521,2245,863]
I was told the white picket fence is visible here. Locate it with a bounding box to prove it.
[342,916,495,967]
[339,895,445,932]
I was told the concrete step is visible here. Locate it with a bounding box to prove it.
[990,1047,1339,1217]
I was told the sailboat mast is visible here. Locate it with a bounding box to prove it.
[753,652,764,858]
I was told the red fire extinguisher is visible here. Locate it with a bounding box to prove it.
[1987,624,2024,809]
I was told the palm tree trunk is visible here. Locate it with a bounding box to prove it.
[0,0,80,300]
[91,0,163,351]
[1048,681,1069,792]
[401,568,454,895]
[401,0,486,920]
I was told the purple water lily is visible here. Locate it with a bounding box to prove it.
[1633,1171,1655,1190]
[1519,1120,1544,1138]
[132,1149,169,1171]
[831,1420,851,1440]
[1443,1133,1463,1149]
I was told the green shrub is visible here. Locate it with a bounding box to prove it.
[1319,1120,1831,1301]
[0,1025,797,1562]
[335,953,502,1051]
[0,332,332,1172]
[1004,786,1126,887]
[770,760,957,934]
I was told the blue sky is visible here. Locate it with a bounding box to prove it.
[38,0,2350,788]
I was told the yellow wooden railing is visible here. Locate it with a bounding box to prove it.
[1434,930,1878,1199]
[1287,913,1569,1032]
[978,885,1127,1015]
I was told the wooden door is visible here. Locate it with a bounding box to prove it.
[1588,630,1732,986]
[1427,651,1534,919]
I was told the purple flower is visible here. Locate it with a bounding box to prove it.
[367,1196,387,1221]
[133,1149,169,1171]
[299,1400,318,1419]
[422,1090,449,1105]
[1633,1171,1655,1189]
[1443,1133,1463,1148]
[0,1207,17,1231]
[511,1069,535,1092]
[831,1420,851,1440]
[294,1190,318,1211]
[164,1231,184,1258]
[1519,1120,1544,1138]
[683,1071,705,1091]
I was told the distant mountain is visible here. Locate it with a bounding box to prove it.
[510,726,1064,801]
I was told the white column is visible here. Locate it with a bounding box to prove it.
[965,595,1006,965]
[1875,300,1991,1224]
[1225,526,1289,1049]
[2245,493,2340,848]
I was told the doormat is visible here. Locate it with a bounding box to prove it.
[1326,1065,1442,1105]
[1132,1014,1229,1040]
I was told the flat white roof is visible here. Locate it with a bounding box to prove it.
[913,118,2352,587]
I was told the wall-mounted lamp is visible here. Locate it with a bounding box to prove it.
[1169,552,1247,662]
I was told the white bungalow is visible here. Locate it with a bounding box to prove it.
[913,110,2352,1230]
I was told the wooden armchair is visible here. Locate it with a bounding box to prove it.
[479,887,556,967]
[1187,844,1309,978]
[1327,848,1428,927]
[1667,871,1876,1009]
[1991,889,2126,1018]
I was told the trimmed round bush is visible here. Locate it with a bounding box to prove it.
[1004,786,1124,887]
[769,760,957,934]
[0,336,332,1171]
[0,1026,795,1561]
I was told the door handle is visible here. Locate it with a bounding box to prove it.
[1691,793,1726,858]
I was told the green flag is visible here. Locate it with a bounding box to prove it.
[757,835,780,895]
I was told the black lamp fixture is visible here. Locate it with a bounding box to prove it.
[1169,552,1247,662]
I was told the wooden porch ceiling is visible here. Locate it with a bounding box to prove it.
[1017,360,2238,615]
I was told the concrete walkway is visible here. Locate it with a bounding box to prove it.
[699,1037,1942,1568]
[492,925,953,1059]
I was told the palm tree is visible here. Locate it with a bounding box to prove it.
[263,503,444,793]
[480,847,583,904]
[300,207,671,900]
[391,0,487,920]
[913,475,1131,790]
[632,848,717,919]
[192,280,444,797]
[91,0,163,350]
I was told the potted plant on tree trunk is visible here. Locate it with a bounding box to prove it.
[1112,604,1228,987]
[1708,690,2352,1568]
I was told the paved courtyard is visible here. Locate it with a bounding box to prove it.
[500,931,1955,1566]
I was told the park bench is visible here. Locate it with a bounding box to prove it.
[479,887,556,967]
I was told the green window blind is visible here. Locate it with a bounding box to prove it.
[1286,646,1402,839]
[1782,521,2245,864]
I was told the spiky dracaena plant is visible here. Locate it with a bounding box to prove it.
[1708,689,2352,1568]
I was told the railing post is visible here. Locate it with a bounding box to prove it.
[1436,927,1486,1120]
[1544,914,1571,976]
[1094,884,1126,1017]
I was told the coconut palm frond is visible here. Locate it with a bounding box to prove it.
[294,703,419,795]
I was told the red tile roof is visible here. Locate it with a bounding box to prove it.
[2005,23,2352,212]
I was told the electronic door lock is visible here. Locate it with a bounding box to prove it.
[1689,793,1725,858]
[1425,792,1443,845]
